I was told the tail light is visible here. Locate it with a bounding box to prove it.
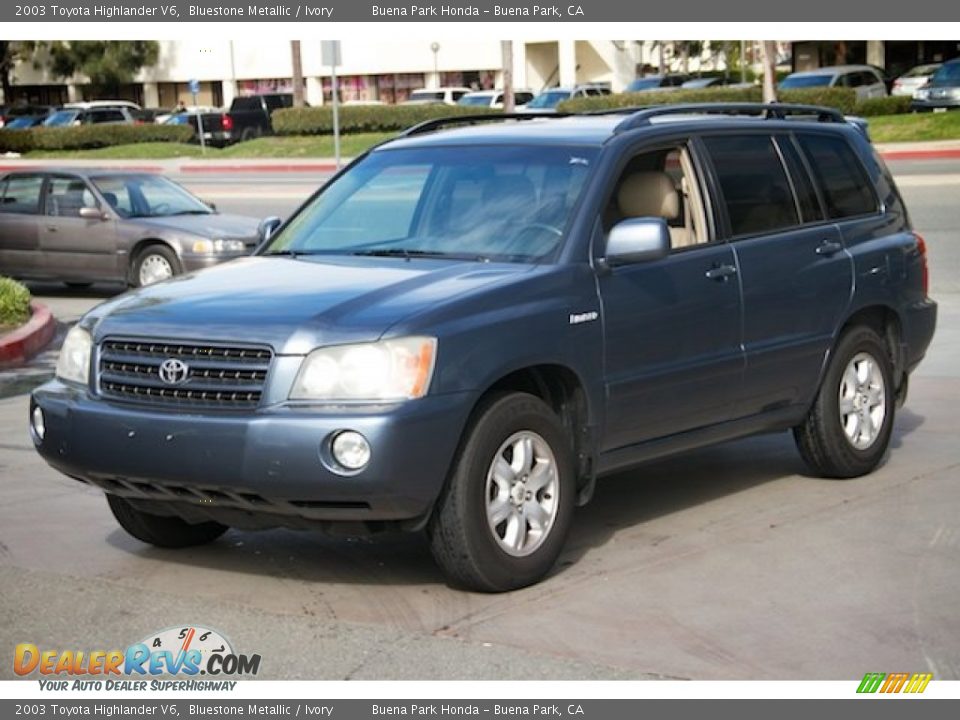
[222,114,234,131]
[915,232,929,296]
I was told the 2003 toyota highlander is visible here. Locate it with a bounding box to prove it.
[31,104,937,592]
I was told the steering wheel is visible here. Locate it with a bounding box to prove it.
[513,222,563,240]
[151,203,172,215]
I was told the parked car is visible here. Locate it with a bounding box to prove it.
[42,107,136,127]
[521,85,611,112]
[165,109,234,146]
[779,65,888,100]
[892,63,942,97]
[403,87,473,106]
[625,74,690,92]
[227,93,294,142]
[0,170,263,287]
[30,104,936,592]
[912,58,960,112]
[457,90,535,109]
[681,77,754,90]
[0,105,55,129]
[64,100,142,111]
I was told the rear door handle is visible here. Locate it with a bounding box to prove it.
[46,225,58,232]
[705,264,738,281]
[816,240,844,256]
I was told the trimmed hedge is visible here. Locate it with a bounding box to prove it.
[272,104,499,135]
[558,86,862,115]
[854,95,913,117]
[0,124,193,154]
[0,277,31,328]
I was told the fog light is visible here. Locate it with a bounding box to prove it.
[31,406,45,441]
[331,431,370,471]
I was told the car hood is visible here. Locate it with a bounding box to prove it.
[132,212,262,240]
[85,255,533,354]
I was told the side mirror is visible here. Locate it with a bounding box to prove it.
[78,206,107,221]
[604,217,671,267]
[258,216,282,241]
[206,201,217,212]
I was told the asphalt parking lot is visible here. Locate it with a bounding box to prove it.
[1,160,958,681]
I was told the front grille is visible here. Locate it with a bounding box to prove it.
[98,339,273,409]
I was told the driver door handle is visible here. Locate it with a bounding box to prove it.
[816,240,844,256]
[705,264,738,281]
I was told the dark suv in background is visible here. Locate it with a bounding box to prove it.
[31,104,936,592]
[227,93,295,142]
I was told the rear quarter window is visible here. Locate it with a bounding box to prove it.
[702,134,799,237]
[796,133,878,219]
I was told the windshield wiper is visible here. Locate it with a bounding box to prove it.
[164,210,211,216]
[351,248,488,261]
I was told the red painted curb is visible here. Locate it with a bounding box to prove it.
[0,302,56,368]
[879,149,960,161]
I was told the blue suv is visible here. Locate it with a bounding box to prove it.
[31,104,937,591]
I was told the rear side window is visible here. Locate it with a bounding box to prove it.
[796,134,878,219]
[702,134,799,237]
[0,175,43,215]
[232,97,259,111]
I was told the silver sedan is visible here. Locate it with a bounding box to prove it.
[0,170,265,287]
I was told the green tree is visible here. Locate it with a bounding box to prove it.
[0,41,27,104]
[39,41,160,96]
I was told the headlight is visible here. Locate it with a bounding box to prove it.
[191,239,246,254]
[55,326,92,385]
[291,337,437,402]
[914,87,930,99]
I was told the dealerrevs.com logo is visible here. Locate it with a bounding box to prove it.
[857,672,933,694]
[14,626,260,690]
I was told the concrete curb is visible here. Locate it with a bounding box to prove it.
[0,302,56,369]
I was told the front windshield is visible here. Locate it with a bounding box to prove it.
[525,91,570,109]
[929,63,960,87]
[263,145,597,263]
[44,110,80,127]
[91,174,212,218]
[410,91,444,102]
[779,74,833,89]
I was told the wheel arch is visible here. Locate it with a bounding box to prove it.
[127,238,180,285]
[468,363,597,506]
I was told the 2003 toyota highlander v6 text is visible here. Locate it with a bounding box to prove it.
[31,104,937,592]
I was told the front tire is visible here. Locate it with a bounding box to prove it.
[428,393,576,592]
[107,495,228,548]
[794,326,895,478]
[132,244,180,287]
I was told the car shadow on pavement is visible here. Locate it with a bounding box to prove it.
[101,413,926,591]
[25,281,127,299]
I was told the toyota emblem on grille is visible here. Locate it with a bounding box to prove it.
[158,358,190,385]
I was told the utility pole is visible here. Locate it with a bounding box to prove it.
[291,40,304,108]
[740,39,746,83]
[501,40,514,113]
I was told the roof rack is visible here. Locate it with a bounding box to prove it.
[609,103,847,134]
[399,112,570,137]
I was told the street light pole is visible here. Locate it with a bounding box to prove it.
[430,42,440,88]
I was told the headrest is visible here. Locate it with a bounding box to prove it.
[617,171,679,220]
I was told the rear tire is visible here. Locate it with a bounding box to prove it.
[794,326,895,478]
[428,392,576,592]
[107,495,228,548]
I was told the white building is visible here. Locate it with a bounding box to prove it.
[5,40,729,108]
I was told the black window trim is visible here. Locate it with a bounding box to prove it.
[793,128,883,224]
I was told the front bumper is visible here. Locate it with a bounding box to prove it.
[31,380,476,528]
[910,98,960,111]
[179,252,249,273]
